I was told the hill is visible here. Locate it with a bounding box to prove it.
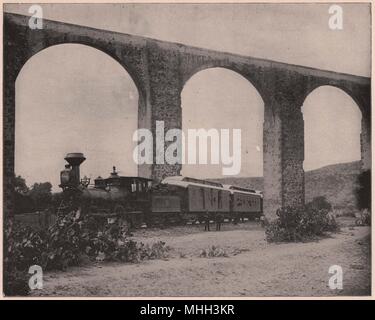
[212,161,362,210]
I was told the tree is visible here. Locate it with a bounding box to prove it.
[13,175,29,194]
[14,192,35,214]
[28,182,53,211]
[13,174,34,214]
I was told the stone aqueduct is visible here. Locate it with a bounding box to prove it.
[3,13,371,219]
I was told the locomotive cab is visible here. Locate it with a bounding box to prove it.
[94,176,106,189]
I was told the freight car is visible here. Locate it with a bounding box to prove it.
[58,153,263,229]
[150,176,232,224]
[223,185,263,221]
[151,177,263,223]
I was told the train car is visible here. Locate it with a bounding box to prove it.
[151,176,232,223]
[223,185,263,220]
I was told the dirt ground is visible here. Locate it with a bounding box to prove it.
[31,219,371,297]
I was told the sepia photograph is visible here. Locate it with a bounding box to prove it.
[2,2,372,299]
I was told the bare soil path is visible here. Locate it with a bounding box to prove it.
[31,221,371,297]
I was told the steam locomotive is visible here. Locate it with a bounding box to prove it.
[59,153,263,229]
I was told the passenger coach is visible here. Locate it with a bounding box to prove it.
[151,176,263,223]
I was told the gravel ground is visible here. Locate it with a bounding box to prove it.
[30,220,371,297]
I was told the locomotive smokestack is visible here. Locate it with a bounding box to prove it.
[64,152,86,186]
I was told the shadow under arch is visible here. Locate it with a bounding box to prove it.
[180,66,265,179]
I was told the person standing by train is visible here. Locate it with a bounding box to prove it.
[215,213,223,231]
[204,210,210,231]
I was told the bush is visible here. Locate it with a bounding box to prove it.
[305,196,332,212]
[3,270,30,296]
[4,221,36,295]
[355,209,371,226]
[266,198,339,242]
[199,245,228,258]
[3,211,169,296]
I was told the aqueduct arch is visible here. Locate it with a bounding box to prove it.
[300,83,371,173]
[302,85,363,171]
[15,43,140,187]
[4,13,371,220]
[180,67,264,179]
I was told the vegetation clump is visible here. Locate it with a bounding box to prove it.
[4,211,169,296]
[355,209,371,226]
[265,197,339,243]
[199,245,228,258]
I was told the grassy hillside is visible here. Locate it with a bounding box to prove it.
[305,161,361,210]
[212,161,362,210]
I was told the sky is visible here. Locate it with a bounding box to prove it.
[6,3,370,191]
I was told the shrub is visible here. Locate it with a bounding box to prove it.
[305,196,332,212]
[355,209,371,226]
[4,220,35,296]
[3,211,169,296]
[199,245,228,258]
[265,198,339,243]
